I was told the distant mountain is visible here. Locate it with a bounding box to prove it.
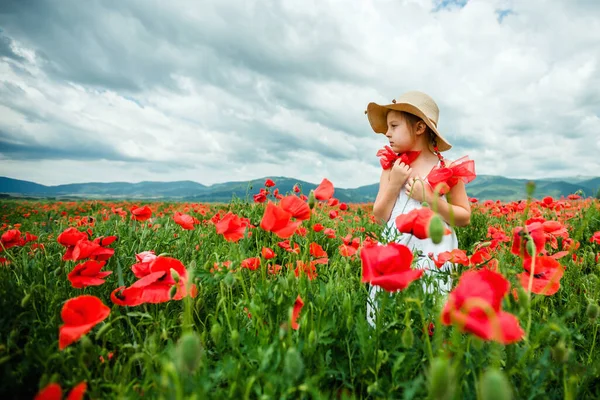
[0,175,598,203]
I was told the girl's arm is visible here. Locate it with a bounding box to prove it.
[404,177,472,227]
[430,180,471,227]
[372,169,402,225]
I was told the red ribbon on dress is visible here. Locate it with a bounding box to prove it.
[427,156,476,195]
[376,146,421,170]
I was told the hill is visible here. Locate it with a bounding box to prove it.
[0,175,598,203]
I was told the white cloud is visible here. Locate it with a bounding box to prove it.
[0,0,599,189]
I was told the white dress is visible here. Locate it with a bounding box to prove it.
[367,169,459,327]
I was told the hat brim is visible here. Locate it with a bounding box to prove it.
[366,102,452,152]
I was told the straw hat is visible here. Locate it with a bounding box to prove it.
[365,91,452,151]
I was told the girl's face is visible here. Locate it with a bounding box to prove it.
[385,111,416,153]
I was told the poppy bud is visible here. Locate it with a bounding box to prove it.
[551,341,569,363]
[284,347,304,382]
[525,239,537,258]
[169,285,178,299]
[229,329,239,348]
[170,268,180,283]
[21,293,31,308]
[175,331,203,374]
[429,214,445,244]
[516,286,530,309]
[479,368,512,400]
[308,190,316,209]
[526,181,536,198]
[586,303,599,321]
[210,323,222,347]
[428,357,454,400]
[401,326,414,348]
[343,293,352,316]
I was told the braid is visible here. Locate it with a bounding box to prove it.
[431,135,446,167]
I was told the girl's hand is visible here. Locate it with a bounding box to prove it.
[389,160,412,188]
[405,176,433,203]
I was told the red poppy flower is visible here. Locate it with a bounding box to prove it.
[173,212,195,230]
[293,184,300,193]
[260,202,302,239]
[395,207,449,240]
[517,256,564,295]
[66,382,87,400]
[130,205,152,221]
[0,229,24,250]
[111,286,144,307]
[427,156,476,195]
[376,146,421,170]
[215,212,247,242]
[441,269,524,344]
[360,242,423,292]
[265,178,276,187]
[280,195,311,220]
[312,223,324,232]
[309,242,328,258]
[35,383,62,400]
[59,295,111,350]
[511,222,546,258]
[130,256,196,304]
[67,260,112,288]
[291,295,304,330]
[35,382,87,400]
[314,178,334,201]
[261,247,276,259]
[253,191,267,203]
[71,239,115,262]
[339,202,348,211]
[294,260,318,280]
[328,198,339,207]
[131,250,157,277]
[241,257,261,271]
[431,249,469,268]
[278,240,301,254]
[591,231,600,245]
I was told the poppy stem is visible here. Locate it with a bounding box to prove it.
[588,324,598,364]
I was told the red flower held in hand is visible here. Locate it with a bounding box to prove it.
[395,207,450,240]
[67,260,112,288]
[130,205,152,221]
[59,295,110,350]
[518,256,564,295]
[173,212,195,230]
[314,178,335,201]
[360,242,423,292]
[260,202,302,239]
[376,146,421,170]
[215,212,247,242]
[441,269,524,344]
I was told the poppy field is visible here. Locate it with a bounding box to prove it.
[1,179,600,399]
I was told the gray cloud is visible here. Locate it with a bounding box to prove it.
[0,0,599,187]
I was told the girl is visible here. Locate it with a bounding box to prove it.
[365,90,476,326]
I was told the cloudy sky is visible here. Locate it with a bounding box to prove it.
[0,0,599,189]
